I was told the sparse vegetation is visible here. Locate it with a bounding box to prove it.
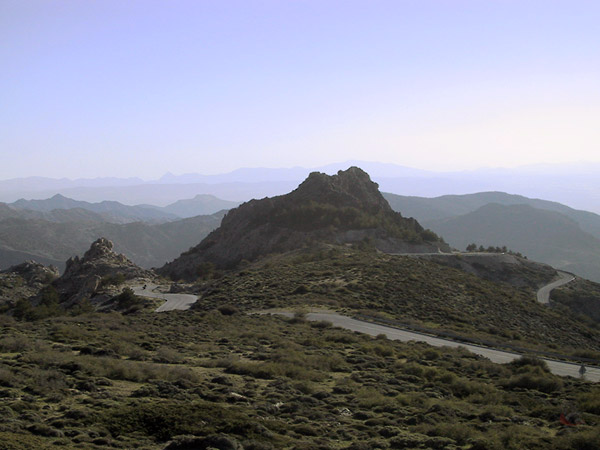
[0,308,598,449]
[194,247,600,356]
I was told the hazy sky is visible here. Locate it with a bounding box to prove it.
[2,1,599,179]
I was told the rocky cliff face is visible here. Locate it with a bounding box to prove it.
[159,167,448,280]
[53,237,150,307]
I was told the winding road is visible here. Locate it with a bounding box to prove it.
[267,311,600,382]
[536,271,575,304]
[133,283,198,312]
[134,274,596,381]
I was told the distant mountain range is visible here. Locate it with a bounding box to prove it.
[4,193,238,223]
[384,191,600,282]
[2,161,599,213]
[2,165,600,282]
[0,193,234,271]
[0,212,224,271]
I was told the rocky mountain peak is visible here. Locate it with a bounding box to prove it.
[289,167,391,213]
[159,167,447,280]
[83,237,115,259]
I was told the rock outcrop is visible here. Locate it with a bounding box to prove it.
[53,237,150,307]
[0,261,59,305]
[159,167,448,280]
[1,260,59,286]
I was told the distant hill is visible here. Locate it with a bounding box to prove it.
[427,203,600,282]
[10,194,179,224]
[0,203,109,223]
[159,167,447,280]
[0,213,224,272]
[383,191,600,239]
[160,194,240,218]
[8,193,238,223]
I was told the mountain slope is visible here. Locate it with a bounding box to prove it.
[0,213,223,271]
[11,194,179,223]
[383,191,600,239]
[159,168,447,280]
[428,203,600,281]
[161,194,240,218]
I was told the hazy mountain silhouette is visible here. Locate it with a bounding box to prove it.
[159,195,240,218]
[7,193,238,223]
[11,194,178,223]
[2,161,599,213]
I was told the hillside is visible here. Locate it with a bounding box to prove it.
[2,304,600,449]
[0,213,223,271]
[160,194,240,218]
[0,203,109,223]
[383,190,600,240]
[159,168,447,280]
[192,246,600,356]
[10,194,179,224]
[427,203,600,282]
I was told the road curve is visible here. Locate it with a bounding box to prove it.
[133,284,198,312]
[537,271,575,304]
[267,311,599,382]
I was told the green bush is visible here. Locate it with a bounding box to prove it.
[503,372,563,393]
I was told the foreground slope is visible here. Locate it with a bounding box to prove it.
[1,306,599,449]
[159,167,447,280]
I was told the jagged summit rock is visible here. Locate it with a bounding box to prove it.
[159,167,448,280]
[54,237,150,307]
[287,167,392,213]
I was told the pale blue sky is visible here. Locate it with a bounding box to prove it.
[1,1,599,179]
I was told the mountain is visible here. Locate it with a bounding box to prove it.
[159,167,447,280]
[0,212,224,272]
[383,191,600,239]
[10,194,179,224]
[0,202,110,223]
[160,194,240,218]
[3,161,599,213]
[428,203,600,282]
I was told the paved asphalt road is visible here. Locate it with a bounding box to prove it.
[134,273,596,381]
[133,284,198,312]
[536,271,575,304]
[269,311,600,382]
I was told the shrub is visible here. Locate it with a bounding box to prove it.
[503,372,563,393]
[114,288,143,311]
[509,355,549,372]
[217,305,239,316]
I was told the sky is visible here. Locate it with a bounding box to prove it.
[1,0,600,179]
